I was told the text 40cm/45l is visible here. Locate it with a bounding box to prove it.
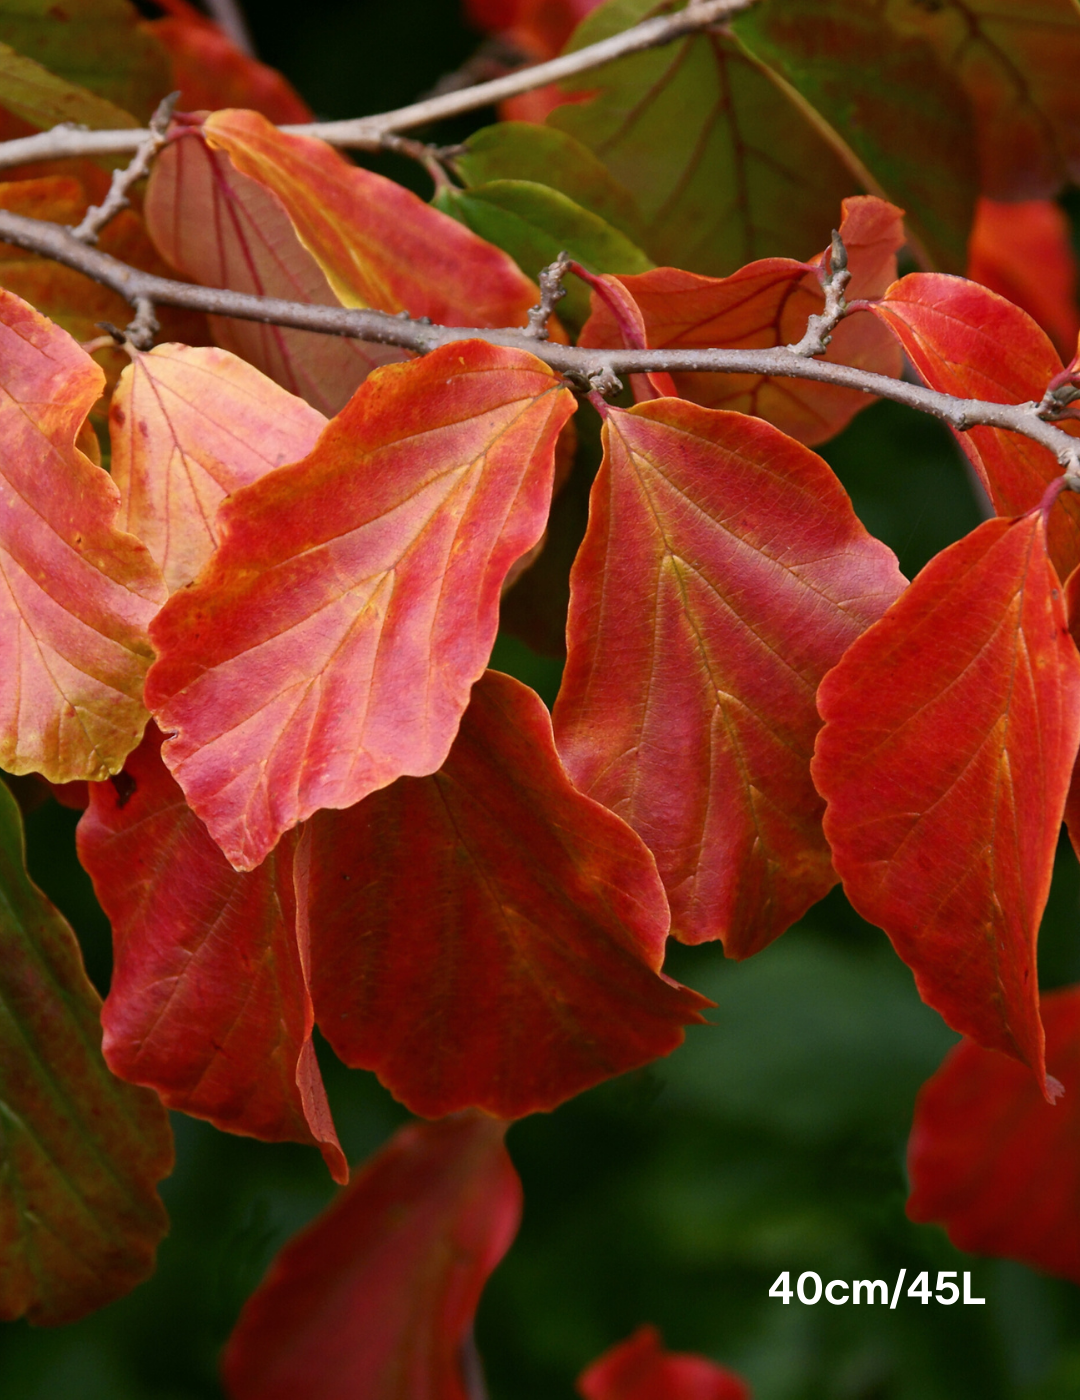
[770,1270,986,1307]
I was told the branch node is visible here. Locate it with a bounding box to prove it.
[524,252,572,340]
[70,92,179,245]
[788,228,851,358]
[125,298,159,352]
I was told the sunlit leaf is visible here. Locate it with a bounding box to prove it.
[0,779,172,1325]
[868,273,1080,580]
[883,0,1080,200]
[76,726,346,1182]
[0,289,165,783]
[0,39,138,131]
[221,1113,521,1400]
[554,399,904,956]
[907,985,1080,1285]
[579,196,904,445]
[814,509,1080,1096]
[306,670,708,1118]
[732,0,977,271]
[146,342,575,871]
[579,1324,751,1400]
[547,0,856,276]
[110,344,326,592]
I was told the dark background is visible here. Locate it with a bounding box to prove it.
[2,2,1080,1396]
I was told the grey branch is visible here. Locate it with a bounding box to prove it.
[524,252,572,339]
[0,0,756,170]
[203,0,256,58]
[70,93,179,245]
[789,230,850,358]
[1,205,1078,480]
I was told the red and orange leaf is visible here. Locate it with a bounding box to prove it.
[143,0,313,123]
[0,289,165,783]
[579,1325,751,1400]
[554,400,905,956]
[203,109,548,334]
[813,509,1080,1095]
[146,342,575,871]
[76,726,346,1183]
[305,670,708,1119]
[110,344,326,592]
[0,779,173,1326]
[907,985,1080,1285]
[579,197,904,445]
[465,0,601,60]
[968,198,1080,362]
[144,130,403,416]
[868,273,1080,581]
[221,1113,522,1400]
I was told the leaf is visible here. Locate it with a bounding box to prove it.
[202,109,544,331]
[554,399,905,956]
[578,1325,751,1400]
[732,0,978,272]
[144,131,403,417]
[221,1113,521,1400]
[453,121,645,243]
[305,670,709,1119]
[813,509,1080,1096]
[0,40,138,131]
[967,198,1080,362]
[465,0,601,58]
[907,985,1080,1285]
[547,0,857,277]
[579,196,905,446]
[75,726,346,1182]
[0,0,172,124]
[868,273,1080,581]
[142,0,313,123]
[435,179,652,332]
[0,288,165,783]
[883,0,1080,201]
[110,344,327,593]
[0,779,173,1325]
[145,342,576,872]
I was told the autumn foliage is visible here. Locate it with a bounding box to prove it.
[2,0,1080,1395]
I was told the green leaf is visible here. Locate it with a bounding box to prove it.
[0,778,172,1326]
[0,40,138,130]
[732,0,978,272]
[435,179,653,330]
[547,0,857,276]
[454,122,645,243]
[0,0,170,124]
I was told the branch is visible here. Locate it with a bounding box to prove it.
[1,207,1077,479]
[789,230,849,358]
[203,0,256,58]
[523,251,571,339]
[70,93,178,245]
[0,0,756,170]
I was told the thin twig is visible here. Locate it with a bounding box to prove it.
[70,93,179,245]
[0,0,757,170]
[788,229,850,357]
[524,253,572,339]
[1,205,1078,479]
[203,0,256,58]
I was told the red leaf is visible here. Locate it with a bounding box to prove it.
[76,726,346,1183]
[554,400,905,956]
[578,1325,751,1400]
[868,273,1080,581]
[813,509,1080,1096]
[145,342,575,871]
[907,985,1080,1285]
[110,344,326,592]
[579,196,904,446]
[144,0,313,123]
[306,670,708,1119]
[221,1113,522,1400]
[967,198,1080,362]
[465,0,601,59]
[0,288,165,783]
[144,130,406,415]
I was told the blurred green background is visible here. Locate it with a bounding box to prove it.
[3,2,1080,1397]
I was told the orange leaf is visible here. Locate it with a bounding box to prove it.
[579,197,904,445]
[814,508,1080,1097]
[221,1114,522,1400]
[110,344,326,592]
[554,399,905,955]
[0,289,165,782]
[145,342,575,871]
